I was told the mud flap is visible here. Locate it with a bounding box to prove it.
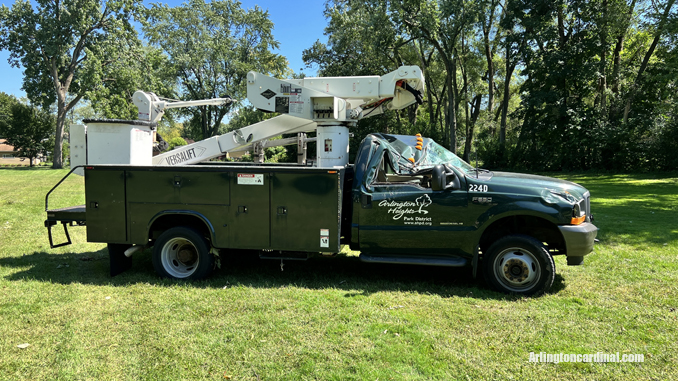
[108,243,133,277]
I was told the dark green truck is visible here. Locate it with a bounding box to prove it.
[45,133,597,295]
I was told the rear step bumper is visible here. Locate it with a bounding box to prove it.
[359,254,468,267]
[45,205,86,248]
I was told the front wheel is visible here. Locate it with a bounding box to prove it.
[483,235,555,296]
[152,227,214,280]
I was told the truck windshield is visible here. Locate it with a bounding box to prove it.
[375,133,475,174]
[420,140,475,172]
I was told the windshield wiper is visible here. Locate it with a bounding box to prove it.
[469,168,491,178]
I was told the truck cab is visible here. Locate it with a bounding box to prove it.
[350,133,597,295]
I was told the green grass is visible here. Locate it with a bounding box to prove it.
[1,167,677,380]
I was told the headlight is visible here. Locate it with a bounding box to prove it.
[571,202,586,225]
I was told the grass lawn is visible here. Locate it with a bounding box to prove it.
[0,167,677,380]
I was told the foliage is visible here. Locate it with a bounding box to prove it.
[167,136,187,151]
[142,0,289,141]
[222,105,276,133]
[0,92,20,132]
[0,103,55,166]
[157,121,185,144]
[306,0,678,171]
[0,0,146,169]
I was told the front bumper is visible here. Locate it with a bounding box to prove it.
[558,223,598,262]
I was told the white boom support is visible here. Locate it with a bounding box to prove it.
[133,91,233,124]
[152,114,316,166]
[150,65,425,167]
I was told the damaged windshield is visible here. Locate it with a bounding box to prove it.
[375,133,475,174]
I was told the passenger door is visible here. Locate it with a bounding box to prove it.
[358,161,471,256]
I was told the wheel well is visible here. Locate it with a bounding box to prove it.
[478,215,565,255]
[149,214,212,244]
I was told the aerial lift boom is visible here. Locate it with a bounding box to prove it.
[149,66,424,167]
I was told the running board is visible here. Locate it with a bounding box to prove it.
[359,254,468,267]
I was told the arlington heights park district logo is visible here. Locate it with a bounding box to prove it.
[379,194,433,222]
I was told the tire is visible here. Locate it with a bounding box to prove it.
[483,235,555,296]
[152,227,214,280]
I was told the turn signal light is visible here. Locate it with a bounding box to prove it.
[416,137,423,142]
[571,215,586,225]
[415,146,422,150]
[407,157,415,163]
[415,133,422,137]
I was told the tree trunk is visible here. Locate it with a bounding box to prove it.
[461,37,471,162]
[464,95,481,162]
[52,95,67,169]
[599,0,608,113]
[415,41,436,134]
[483,0,498,113]
[448,61,458,154]
[623,0,676,123]
[500,38,516,147]
[612,0,637,95]
[611,34,624,94]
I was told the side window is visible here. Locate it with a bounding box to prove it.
[371,151,431,188]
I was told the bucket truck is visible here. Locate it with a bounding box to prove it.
[44,66,596,296]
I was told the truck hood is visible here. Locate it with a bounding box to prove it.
[469,171,589,200]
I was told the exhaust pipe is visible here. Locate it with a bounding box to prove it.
[124,245,144,258]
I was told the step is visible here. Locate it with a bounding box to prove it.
[359,254,468,267]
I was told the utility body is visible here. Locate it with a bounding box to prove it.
[44,67,597,295]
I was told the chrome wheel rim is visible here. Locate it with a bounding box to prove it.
[161,237,199,278]
[493,246,540,292]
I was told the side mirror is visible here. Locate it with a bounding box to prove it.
[431,164,455,191]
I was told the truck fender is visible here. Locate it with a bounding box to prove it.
[475,209,566,255]
[476,203,562,232]
[147,210,217,244]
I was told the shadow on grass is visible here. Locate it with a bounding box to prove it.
[0,248,566,300]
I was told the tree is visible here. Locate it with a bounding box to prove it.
[0,0,143,169]
[167,136,187,151]
[622,0,676,123]
[0,92,19,132]
[142,0,289,141]
[0,103,55,166]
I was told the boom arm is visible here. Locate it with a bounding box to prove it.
[246,65,424,122]
[133,91,233,124]
[151,66,425,166]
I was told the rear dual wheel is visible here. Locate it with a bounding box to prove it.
[483,235,555,296]
[152,227,215,280]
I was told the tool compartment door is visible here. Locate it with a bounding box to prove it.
[230,172,271,249]
[85,168,127,243]
[270,170,343,252]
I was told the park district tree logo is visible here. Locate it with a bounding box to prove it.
[379,194,432,220]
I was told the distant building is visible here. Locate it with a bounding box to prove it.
[0,139,44,166]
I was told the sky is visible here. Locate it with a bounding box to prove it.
[0,0,329,98]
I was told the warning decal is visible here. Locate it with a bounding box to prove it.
[237,173,264,185]
[275,97,289,113]
[320,228,329,248]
